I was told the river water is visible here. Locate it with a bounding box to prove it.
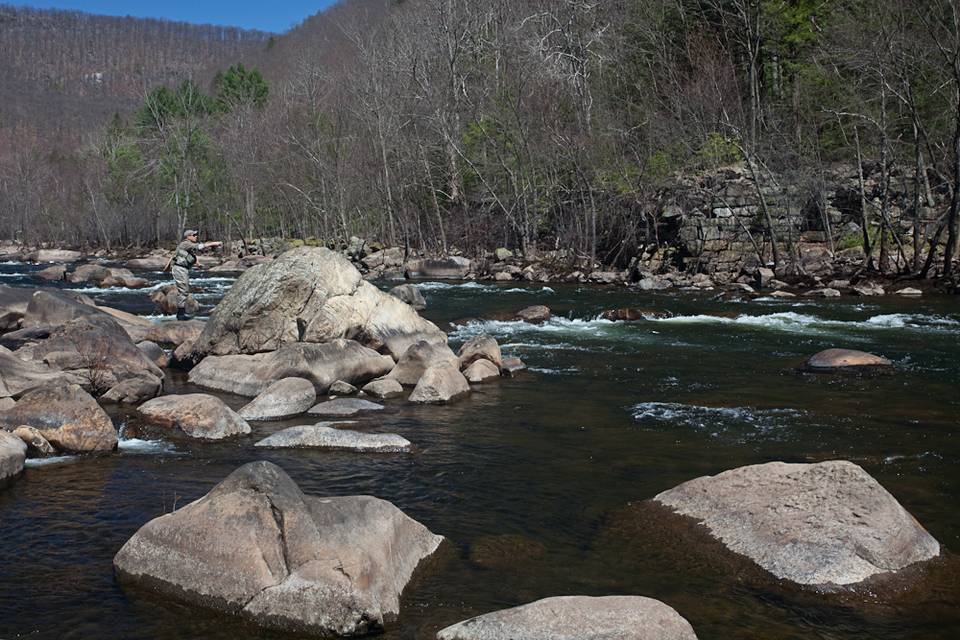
[1,260,959,639]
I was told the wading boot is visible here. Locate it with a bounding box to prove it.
[176,306,190,321]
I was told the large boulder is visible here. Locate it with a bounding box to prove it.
[20,290,101,328]
[361,378,404,399]
[184,247,446,360]
[409,363,470,404]
[404,256,472,279]
[805,349,892,370]
[238,378,316,421]
[101,373,164,404]
[113,461,443,635]
[0,284,34,331]
[255,424,411,453]
[437,596,698,640]
[463,359,500,383]
[189,340,394,397]
[0,430,27,484]
[388,284,426,311]
[35,264,67,281]
[457,335,502,370]
[137,394,251,439]
[27,249,83,263]
[387,341,459,386]
[0,345,69,399]
[654,460,940,587]
[0,384,117,452]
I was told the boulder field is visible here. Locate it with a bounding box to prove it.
[113,461,443,636]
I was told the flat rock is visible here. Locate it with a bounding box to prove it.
[255,424,411,452]
[436,595,698,640]
[0,431,27,484]
[308,398,385,417]
[185,247,446,360]
[0,384,117,452]
[514,305,551,324]
[409,363,470,404]
[189,340,394,397]
[27,249,82,263]
[113,461,443,635]
[238,378,316,421]
[654,460,940,586]
[387,340,459,386]
[361,378,404,399]
[137,394,251,439]
[806,348,892,370]
[458,335,502,370]
[463,359,500,383]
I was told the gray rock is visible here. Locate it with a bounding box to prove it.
[805,348,892,370]
[895,287,923,296]
[514,305,551,324]
[101,373,164,404]
[0,284,34,331]
[126,256,172,270]
[136,340,169,368]
[238,378,317,421]
[404,256,472,279]
[756,267,775,288]
[0,345,69,399]
[501,357,526,374]
[494,248,514,261]
[12,425,56,456]
[329,380,358,395]
[0,398,13,412]
[35,264,66,281]
[361,378,404,399]
[20,289,101,328]
[142,320,206,347]
[189,340,394,397]
[0,384,117,453]
[654,460,940,586]
[255,424,411,452]
[388,284,427,311]
[308,398,385,417]
[27,249,83,263]
[458,335,502,370]
[137,394,251,439]
[150,285,200,317]
[387,341,459,386]
[409,363,470,404]
[436,595,698,640]
[463,359,501,383]
[0,431,27,484]
[852,283,885,296]
[804,287,841,298]
[113,461,443,635]
[637,277,672,291]
[185,247,446,360]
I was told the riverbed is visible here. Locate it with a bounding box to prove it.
[1,260,958,639]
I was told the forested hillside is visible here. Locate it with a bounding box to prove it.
[2,0,959,280]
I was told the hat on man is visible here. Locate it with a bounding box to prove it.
[183,229,199,239]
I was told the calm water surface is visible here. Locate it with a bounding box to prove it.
[1,261,959,639]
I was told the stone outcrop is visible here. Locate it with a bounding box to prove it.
[188,340,395,397]
[238,378,317,421]
[308,398,385,417]
[255,424,411,452]
[137,394,251,440]
[0,430,27,484]
[0,384,117,452]
[404,256,472,279]
[113,461,443,635]
[409,363,470,404]
[387,341,459,386]
[184,247,445,360]
[436,596,698,640]
[805,349,892,370]
[654,460,940,587]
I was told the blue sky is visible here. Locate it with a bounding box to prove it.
[18,1,338,33]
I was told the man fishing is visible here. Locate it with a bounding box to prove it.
[166,229,222,321]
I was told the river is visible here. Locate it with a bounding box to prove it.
[1,260,958,639]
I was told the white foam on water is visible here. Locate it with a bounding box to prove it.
[650,311,960,334]
[528,366,580,375]
[630,402,803,433]
[415,281,491,292]
[66,281,168,294]
[0,272,31,278]
[451,317,619,343]
[864,313,960,331]
[25,455,79,467]
[118,437,180,455]
[0,260,24,266]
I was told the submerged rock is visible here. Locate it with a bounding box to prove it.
[805,348,892,370]
[238,378,316,421]
[436,595,698,640]
[113,461,443,635]
[654,460,940,587]
[137,394,251,440]
[0,431,27,484]
[308,398,385,417]
[255,424,411,452]
[0,384,117,453]
[189,340,394,397]
[185,247,445,360]
[409,363,470,404]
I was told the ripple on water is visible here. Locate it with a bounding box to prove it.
[629,401,805,437]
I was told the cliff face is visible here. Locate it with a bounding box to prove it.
[634,164,945,280]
